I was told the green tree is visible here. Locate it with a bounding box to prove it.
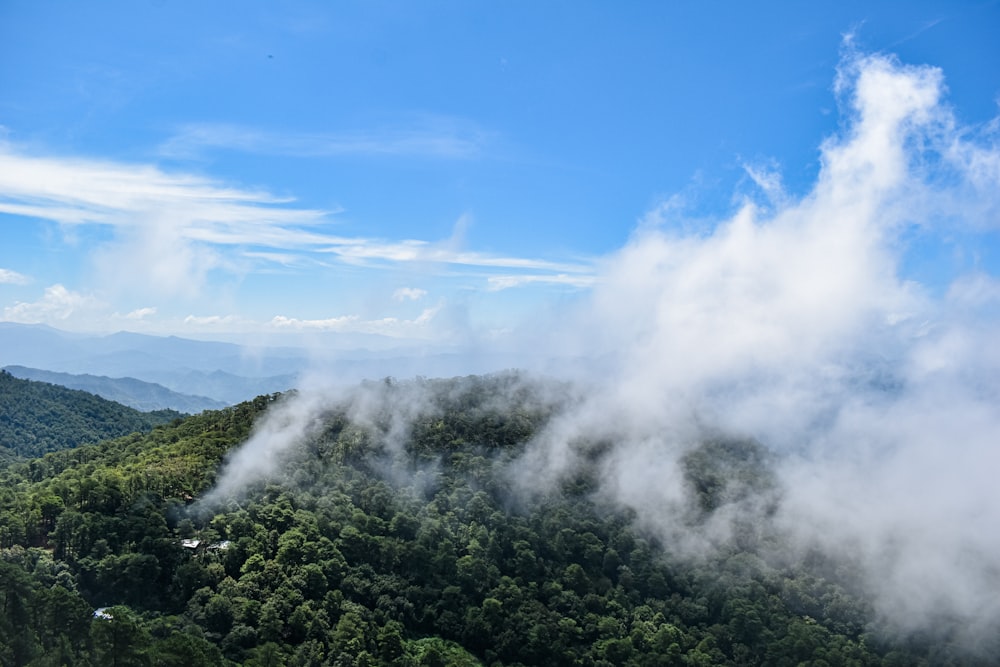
[90,605,151,667]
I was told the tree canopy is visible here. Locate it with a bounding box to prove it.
[0,374,992,666]
[0,369,183,461]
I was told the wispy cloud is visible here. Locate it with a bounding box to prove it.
[0,145,593,303]
[886,17,946,49]
[392,287,427,302]
[0,268,31,285]
[319,238,592,275]
[183,314,245,327]
[487,273,598,291]
[160,117,491,160]
[0,146,352,304]
[270,303,440,338]
[0,148,332,247]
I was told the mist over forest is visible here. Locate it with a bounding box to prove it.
[1,17,999,667]
[205,49,1000,647]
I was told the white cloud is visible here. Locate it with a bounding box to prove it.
[945,272,1000,308]
[392,287,427,302]
[270,303,441,338]
[0,150,329,233]
[2,284,105,324]
[0,148,334,300]
[510,50,1000,638]
[160,116,491,160]
[0,268,30,285]
[124,306,156,320]
[740,160,787,208]
[196,48,1000,644]
[318,236,592,274]
[0,147,593,308]
[487,273,598,291]
[242,250,305,267]
[269,314,359,330]
[183,314,245,327]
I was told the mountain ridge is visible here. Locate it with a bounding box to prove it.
[0,374,988,665]
[3,365,228,413]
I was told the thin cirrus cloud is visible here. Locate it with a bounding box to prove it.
[0,147,330,240]
[320,238,592,275]
[0,145,594,295]
[159,118,491,160]
[487,273,599,291]
[270,303,440,338]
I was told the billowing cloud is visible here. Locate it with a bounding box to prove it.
[197,48,1000,647]
[511,50,1000,641]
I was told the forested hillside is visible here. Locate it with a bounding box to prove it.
[0,374,989,666]
[0,370,184,461]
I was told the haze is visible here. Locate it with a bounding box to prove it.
[3,0,1000,649]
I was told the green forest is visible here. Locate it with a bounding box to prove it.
[0,370,182,461]
[0,373,992,666]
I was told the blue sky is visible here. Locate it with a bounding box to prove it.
[1,1,998,347]
[7,2,1000,635]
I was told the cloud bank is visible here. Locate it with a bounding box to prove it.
[205,50,1000,644]
[515,49,1000,639]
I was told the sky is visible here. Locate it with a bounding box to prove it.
[6,1,1000,641]
[1,1,999,349]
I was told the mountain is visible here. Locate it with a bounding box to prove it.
[0,322,514,405]
[137,368,298,406]
[0,374,989,665]
[0,322,303,403]
[0,370,183,460]
[3,365,228,413]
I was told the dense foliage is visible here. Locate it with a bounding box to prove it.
[0,374,991,666]
[0,370,183,461]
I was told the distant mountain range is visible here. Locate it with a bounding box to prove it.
[0,322,520,405]
[2,365,227,413]
[0,323,303,404]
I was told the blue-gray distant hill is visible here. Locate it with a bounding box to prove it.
[2,365,227,413]
[0,323,509,404]
[0,370,184,461]
[0,323,299,404]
